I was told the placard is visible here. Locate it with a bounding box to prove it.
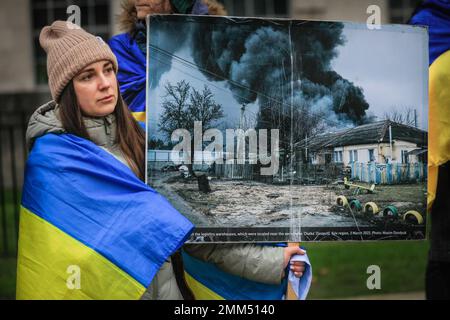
[146,14,428,242]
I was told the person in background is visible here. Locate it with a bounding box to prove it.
[109,0,226,123]
[410,0,450,300]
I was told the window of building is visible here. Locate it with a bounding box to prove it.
[349,150,358,163]
[31,0,111,85]
[334,151,343,163]
[389,0,422,24]
[368,149,375,162]
[401,150,409,164]
[219,0,290,17]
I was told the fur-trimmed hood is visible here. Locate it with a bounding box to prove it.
[118,0,227,33]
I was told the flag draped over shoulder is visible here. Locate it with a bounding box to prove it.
[109,33,147,123]
[17,133,194,300]
[410,0,450,210]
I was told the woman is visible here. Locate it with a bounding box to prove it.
[18,20,194,300]
[18,21,305,300]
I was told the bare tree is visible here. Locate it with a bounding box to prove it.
[384,106,417,127]
[159,80,191,137]
[159,81,224,192]
[159,80,224,139]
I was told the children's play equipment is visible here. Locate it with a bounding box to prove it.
[403,210,424,225]
[382,206,424,224]
[349,199,363,212]
[344,177,375,195]
[336,196,349,206]
[363,202,379,215]
[382,205,399,218]
[335,196,424,225]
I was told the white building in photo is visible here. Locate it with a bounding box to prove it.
[296,120,427,166]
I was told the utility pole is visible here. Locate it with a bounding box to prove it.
[414,109,418,128]
[237,104,246,165]
[239,104,246,129]
[305,133,308,162]
[389,124,393,162]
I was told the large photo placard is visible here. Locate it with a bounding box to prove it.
[145,14,428,242]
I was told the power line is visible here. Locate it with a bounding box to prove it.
[149,44,293,108]
[149,54,262,107]
[149,46,349,129]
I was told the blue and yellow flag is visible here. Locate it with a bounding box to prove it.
[109,33,147,123]
[182,251,288,300]
[17,133,194,300]
[410,0,450,210]
[182,246,312,300]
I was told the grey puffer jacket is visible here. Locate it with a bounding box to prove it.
[26,101,285,300]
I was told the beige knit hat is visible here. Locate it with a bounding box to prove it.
[39,20,118,102]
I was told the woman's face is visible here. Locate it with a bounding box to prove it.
[73,60,118,117]
[134,0,172,19]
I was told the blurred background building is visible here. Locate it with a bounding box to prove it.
[0,0,422,97]
[0,0,424,299]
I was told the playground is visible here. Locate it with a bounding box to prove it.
[152,171,427,228]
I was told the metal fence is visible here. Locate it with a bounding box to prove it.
[214,162,255,180]
[0,92,50,257]
[213,163,344,184]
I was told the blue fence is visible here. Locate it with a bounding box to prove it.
[351,162,427,184]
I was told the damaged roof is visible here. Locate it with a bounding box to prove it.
[294,130,347,151]
[295,120,427,150]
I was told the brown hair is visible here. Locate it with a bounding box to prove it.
[59,80,146,181]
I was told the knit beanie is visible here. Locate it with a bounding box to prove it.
[39,20,118,102]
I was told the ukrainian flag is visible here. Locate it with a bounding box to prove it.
[182,251,287,300]
[17,133,194,300]
[182,245,312,300]
[109,33,147,123]
[410,0,450,210]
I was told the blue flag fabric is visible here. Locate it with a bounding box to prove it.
[183,244,312,300]
[182,251,288,300]
[109,33,147,121]
[410,0,450,66]
[20,133,193,297]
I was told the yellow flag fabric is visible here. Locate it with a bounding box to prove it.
[17,133,193,300]
[428,50,450,210]
[17,207,145,300]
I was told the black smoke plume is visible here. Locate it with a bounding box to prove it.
[149,16,370,135]
[189,19,369,129]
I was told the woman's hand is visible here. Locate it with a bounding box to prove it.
[283,246,306,278]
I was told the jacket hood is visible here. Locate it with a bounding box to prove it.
[26,101,65,150]
[118,0,227,33]
[26,100,117,151]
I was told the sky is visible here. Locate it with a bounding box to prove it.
[331,23,428,130]
[147,20,429,143]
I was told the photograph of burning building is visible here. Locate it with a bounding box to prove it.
[146,15,428,242]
